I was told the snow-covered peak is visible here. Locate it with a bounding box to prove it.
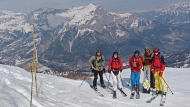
[86,3,98,9]
[68,4,98,26]
[159,2,190,13]
[172,2,190,8]
[0,11,31,33]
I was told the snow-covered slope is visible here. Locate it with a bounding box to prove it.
[0,64,190,107]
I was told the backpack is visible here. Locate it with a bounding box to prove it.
[92,55,103,68]
[131,56,141,67]
[111,57,121,66]
[110,57,122,72]
[152,54,165,65]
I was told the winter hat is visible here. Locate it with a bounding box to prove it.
[113,51,119,56]
[96,50,101,53]
[134,50,140,55]
[96,50,102,55]
[144,46,150,51]
[153,47,159,53]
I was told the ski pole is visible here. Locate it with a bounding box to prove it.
[79,71,91,87]
[120,72,125,89]
[162,77,174,94]
[107,73,111,88]
[104,72,109,82]
[127,76,131,86]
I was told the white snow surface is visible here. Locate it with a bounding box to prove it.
[0,64,190,107]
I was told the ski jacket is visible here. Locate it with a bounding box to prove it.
[108,57,123,72]
[88,55,105,71]
[151,54,165,71]
[142,52,153,65]
[129,55,142,72]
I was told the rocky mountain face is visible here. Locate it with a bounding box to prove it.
[0,3,190,71]
[165,50,190,68]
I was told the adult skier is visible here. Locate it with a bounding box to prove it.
[129,50,142,99]
[151,47,167,96]
[108,51,125,98]
[141,46,155,93]
[88,50,106,90]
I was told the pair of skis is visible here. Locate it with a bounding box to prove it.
[90,85,104,97]
[90,85,127,98]
[113,88,127,99]
[147,94,166,106]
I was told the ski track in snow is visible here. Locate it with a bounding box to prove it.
[0,64,190,107]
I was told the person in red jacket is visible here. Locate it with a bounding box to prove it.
[151,47,167,96]
[108,51,123,98]
[129,50,142,99]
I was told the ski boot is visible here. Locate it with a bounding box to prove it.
[93,86,98,91]
[136,88,140,99]
[156,90,162,95]
[101,84,106,89]
[113,91,117,99]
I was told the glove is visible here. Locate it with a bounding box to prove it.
[90,67,94,73]
[159,71,163,77]
[108,70,111,73]
[103,68,106,73]
[142,67,144,71]
[120,70,122,72]
[151,69,156,74]
[90,66,95,70]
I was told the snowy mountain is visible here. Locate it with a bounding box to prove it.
[0,3,190,71]
[135,2,190,26]
[0,64,190,107]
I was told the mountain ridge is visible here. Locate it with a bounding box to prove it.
[0,3,190,71]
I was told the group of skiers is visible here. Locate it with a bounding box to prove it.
[88,46,167,99]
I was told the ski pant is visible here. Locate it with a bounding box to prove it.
[143,65,155,88]
[150,70,155,89]
[93,70,104,86]
[131,71,140,89]
[143,65,150,82]
[111,71,122,91]
[154,71,167,93]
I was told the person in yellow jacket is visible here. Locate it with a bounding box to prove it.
[141,46,155,91]
[88,50,106,90]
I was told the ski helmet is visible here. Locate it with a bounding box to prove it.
[153,47,159,53]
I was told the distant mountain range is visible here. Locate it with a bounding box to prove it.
[134,2,190,27]
[0,2,190,71]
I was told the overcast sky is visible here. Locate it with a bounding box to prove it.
[0,0,190,13]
